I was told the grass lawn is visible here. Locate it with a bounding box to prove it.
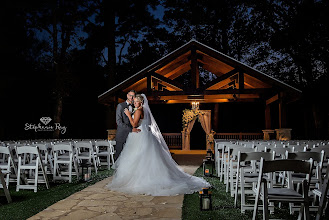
[182,166,322,220]
[0,168,114,220]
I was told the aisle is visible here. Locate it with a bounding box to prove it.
[28,165,199,220]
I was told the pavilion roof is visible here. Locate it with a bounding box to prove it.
[98,39,301,104]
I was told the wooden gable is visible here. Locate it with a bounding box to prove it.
[98,40,301,105]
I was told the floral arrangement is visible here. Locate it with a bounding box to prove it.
[206,130,216,145]
[182,109,205,129]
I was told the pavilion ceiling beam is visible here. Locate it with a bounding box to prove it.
[155,57,190,75]
[203,68,239,90]
[165,61,191,79]
[150,88,270,97]
[160,99,258,104]
[147,94,260,101]
[244,74,271,88]
[151,72,184,90]
[266,94,279,105]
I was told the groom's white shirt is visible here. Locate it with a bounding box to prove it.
[126,100,133,113]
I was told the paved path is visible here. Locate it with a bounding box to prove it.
[28,165,198,220]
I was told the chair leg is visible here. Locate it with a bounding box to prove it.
[74,159,79,181]
[304,200,310,220]
[297,204,304,220]
[110,153,115,167]
[253,183,261,220]
[53,162,57,182]
[0,171,11,203]
[92,156,98,174]
[316,178,329,220]
[263,180,269,220]
[234,168,239,207]
[241,173,246,213]
[107,155,110,170]
[16,158,21,192]
[34,158,39,192]
[68,162,72,183]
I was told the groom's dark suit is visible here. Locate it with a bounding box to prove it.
[115,101,133,160]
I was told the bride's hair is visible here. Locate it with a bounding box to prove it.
[135,94,144,104]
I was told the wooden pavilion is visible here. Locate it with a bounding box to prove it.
[98,40,301,149]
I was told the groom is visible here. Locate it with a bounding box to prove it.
[115,90,140,160]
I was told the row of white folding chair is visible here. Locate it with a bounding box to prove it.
[234,148,324,214]
[217,143,284,187]
[234,151,275,214]
[235,150,323,217]
[222,144,325,215]
[0,143,48,188]
[52,140,115,170]
[226,145,257,195]
[253,158,314,220]
[214,141,236,182]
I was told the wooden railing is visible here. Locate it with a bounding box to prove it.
[214,132,263,140]
[162,132,263,149]
[162,133,182,149]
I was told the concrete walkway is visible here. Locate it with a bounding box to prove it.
[28,165,198,220]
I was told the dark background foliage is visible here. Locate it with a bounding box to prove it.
[1,0,328,141]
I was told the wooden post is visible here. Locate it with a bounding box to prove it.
[190,47,199,89]
[214,103,219,131]
[147,75,152,95]
[265,104,271,129]
[238,72,244,90]
[278,92,287,128]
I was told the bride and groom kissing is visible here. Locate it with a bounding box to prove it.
[107,90,210,196]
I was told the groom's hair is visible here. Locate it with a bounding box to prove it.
[128,89,136,94]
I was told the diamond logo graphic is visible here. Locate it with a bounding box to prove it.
[40,117,52,125]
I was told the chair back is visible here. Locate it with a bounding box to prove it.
[52,144,73,152]
[290,145,307,152]
[0,146,10,155]
[286,151,324,164]
[16,146,39,155]
[95,140,110,147]
[261,158,313,175]
[239,151,274,162]
[74,141,93,150]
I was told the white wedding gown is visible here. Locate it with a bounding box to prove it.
[107,110,210,196]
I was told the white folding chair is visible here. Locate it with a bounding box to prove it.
[52,144,79,183]
[74,141,98,174]
[0,146,18,188]
[95,140,116,170]
[16,146,49,192]
[286,151,325,214]
[33,143,52,175]
[253,158,313,220]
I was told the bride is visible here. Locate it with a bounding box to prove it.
[107,94,210,196]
